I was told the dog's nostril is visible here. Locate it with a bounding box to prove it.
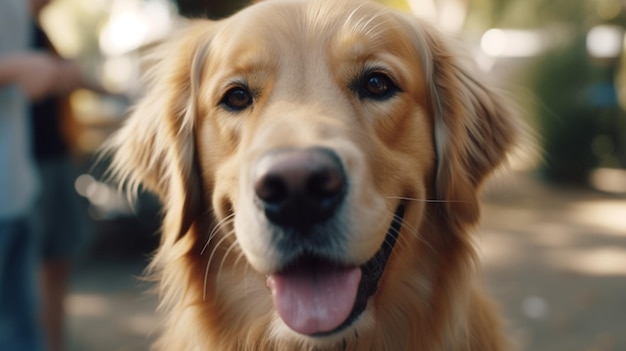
[255,174,289,204]
[307,168,344,201]
[254,148,347,228]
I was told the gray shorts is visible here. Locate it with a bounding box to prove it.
[32,156,93,261]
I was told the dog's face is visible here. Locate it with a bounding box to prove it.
[108,0,516,348]
[202,1,435,337]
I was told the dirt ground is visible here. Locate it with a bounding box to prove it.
[65,173,626,351]
[480,174,626,351]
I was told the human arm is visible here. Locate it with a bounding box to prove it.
[0,51,64,100]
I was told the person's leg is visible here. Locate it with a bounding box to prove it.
[0,218,45,351]
[40,258,69,351]
[37,156,93,351]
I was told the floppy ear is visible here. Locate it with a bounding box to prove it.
[104,21,215,246]
[401,17,518,226]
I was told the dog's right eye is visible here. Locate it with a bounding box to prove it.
[221,87,253,111]
[352,70,400,101]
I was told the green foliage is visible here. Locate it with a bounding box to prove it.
[526,37,602,184]
[466,0,590,29]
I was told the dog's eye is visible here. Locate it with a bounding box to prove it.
[221,87,253,111]
[359,72,398,100]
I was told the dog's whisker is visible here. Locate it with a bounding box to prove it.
[399,222,437,254]
[376,238,394,253]
[367,207,408,253]
[386,220,412,253]
[233,249,250,295]
[201,213,235,256]
[391,224,423,255]
[216,240,241,283]
[382,235,403,254]
[390,210,419,235]
[233,250,247,271]
[385,209,437,254]
[243,262,252,305]
[202,228,235,301]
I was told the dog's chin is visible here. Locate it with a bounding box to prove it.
[266,205,405,338]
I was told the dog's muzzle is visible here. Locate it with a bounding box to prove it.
[255,148,404,336]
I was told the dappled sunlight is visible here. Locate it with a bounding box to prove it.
[569,200,626,236]
[523,222,575,248]
[478,182,626,350]
[551,248,626,276]
[590,168,626,194]
[479,182,626,275]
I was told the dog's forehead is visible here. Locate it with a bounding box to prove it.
[213,0,407,61]
[200,0,426,105]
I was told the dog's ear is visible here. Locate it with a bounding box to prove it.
[400,16,518,226]
[104,21,215,245]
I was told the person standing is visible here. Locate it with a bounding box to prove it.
[0,0,82,349]
[29,1,97,350]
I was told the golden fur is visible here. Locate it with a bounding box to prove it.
[106,0,518,350]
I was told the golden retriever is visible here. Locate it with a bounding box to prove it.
[106,0,519,349]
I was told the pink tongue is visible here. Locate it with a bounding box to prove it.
[267,265,361,335]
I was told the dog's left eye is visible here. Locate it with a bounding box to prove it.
[221,87,253,111]
[357,72,399,100]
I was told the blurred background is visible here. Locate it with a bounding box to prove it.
[30,0,626,350]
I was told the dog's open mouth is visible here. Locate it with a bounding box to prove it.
[266,205,405,336]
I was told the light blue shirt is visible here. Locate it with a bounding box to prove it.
[0,0,39,220]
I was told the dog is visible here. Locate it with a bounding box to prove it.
[105,0,519,349]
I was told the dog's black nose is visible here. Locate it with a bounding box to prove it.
[254,148,347,228]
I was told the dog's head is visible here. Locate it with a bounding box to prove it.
[107,0,516,346]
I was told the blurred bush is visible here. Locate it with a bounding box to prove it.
[525,37,599,184]
[526,34,624,184]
